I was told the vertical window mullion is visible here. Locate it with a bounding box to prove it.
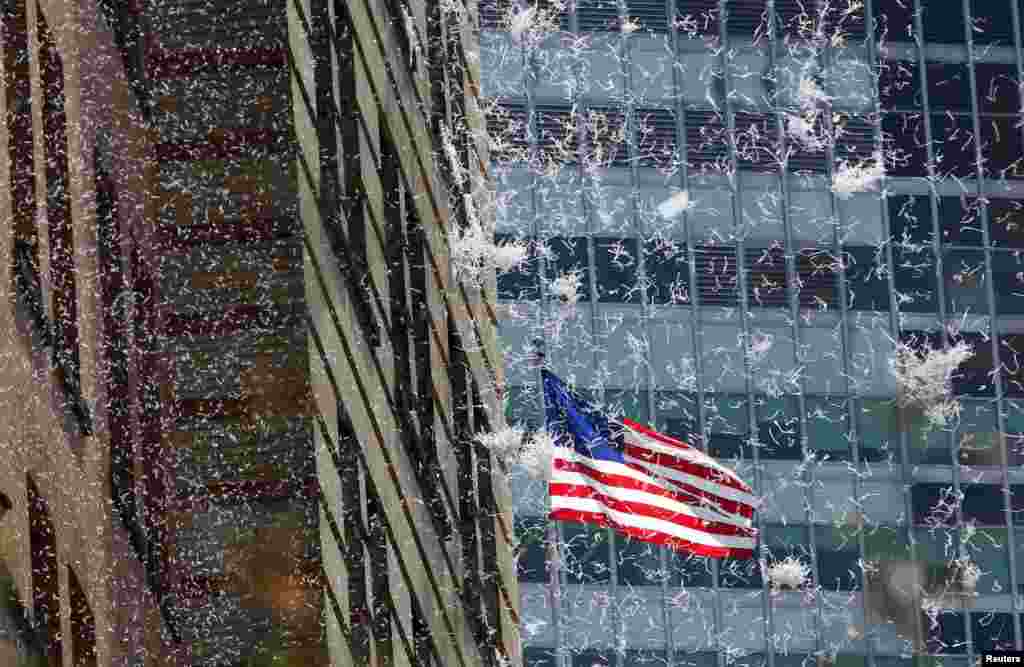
[962,0,1022,652]
[912,0,963,654]
[718,5,775,667]
[766,0,825,657]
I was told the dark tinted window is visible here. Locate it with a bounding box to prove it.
[815,526,861,591]
[879,61,920,108]
[883,113,928,177]
[675,553,714,587]
[922,0,966,44]
[982,116,1024,178]
[572,650,614,667]
[495,234,538,300]
[956,332,996,396]
[893,247,938,313]
[623,649,669,666]
[844,246,891,311]
[719,553,762,588]
[889,194,932,244]
[970,0,1016,45]
[709,432,750,459]
[913,483,1005,526]
[595,237,638,303]
[1002,335,1024,397]
[944,249,989,313]
[524,647,558,667]
[858,398,900,463]
[927,611,967,654]
[992,253,1024,314]
[926,63,971,111]
[975,63,1019,114]
[758,397,802,460]
[615,536,664,586]
[547,237,591,303]
[516,517,549,583]
[989,199,1024,248]
[972,611,1016,652]
[933,113,976,178]
[562,523,611,584]
[939,197,983,246]
[874,0,915,42]
[644,239,690,305]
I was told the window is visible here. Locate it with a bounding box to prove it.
[40,6,87,436]
[515,517,549,583]
[991,254,1024,315]
[576,0,619,32]
[954,400,1000,466]
[97,144,139,550]
[496,234,538,300]
[843,246,890,312]
[562,523,611,584]
[938,196,983,246]
[603,389,648,424]
[546,237,591,303]
[857,398,899,463]
[892,246,938,314]
[523,647,558,667]
[328,0,379,347]
[411,593,433,666]
[876,2,916,42]
[1001,335,1024,397]
[921,0,966,44]
[338,411,371,660]
[4,0,35,245]
[573,650,614,667]
[68,567,97,667]
[366,488,392,660]
[975,63,1019,114]
[805,396,850,461]
[883,113,928,177]
[913,483,1005,526]
[944,249,988,313]
[595,237,638,303]
[758,396,801,460]
[888,194,932,245]
[968,528,1012,595]
[988,199,1024,248]
[925,63,971,111]
[719,550,762,589]
[28,475,62,666]
[982,116,1024,178]
[879,61,920,110]
[643,239,690,305]
[674,552,714,588]
[972,611,1015,652]
[815,526,860,592]
[927,611,967,654]
[674,0,720,37]
[932,113,976,178]
[615,535,664,586]
[970,0,1016,46]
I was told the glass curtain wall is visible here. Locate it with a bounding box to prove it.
[481,0,1024,665]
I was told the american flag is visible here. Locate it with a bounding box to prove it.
[543,369,758,559]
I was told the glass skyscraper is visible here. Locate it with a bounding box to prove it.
[480,0,1024,665]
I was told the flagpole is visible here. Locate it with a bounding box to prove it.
[533,339,565,667]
